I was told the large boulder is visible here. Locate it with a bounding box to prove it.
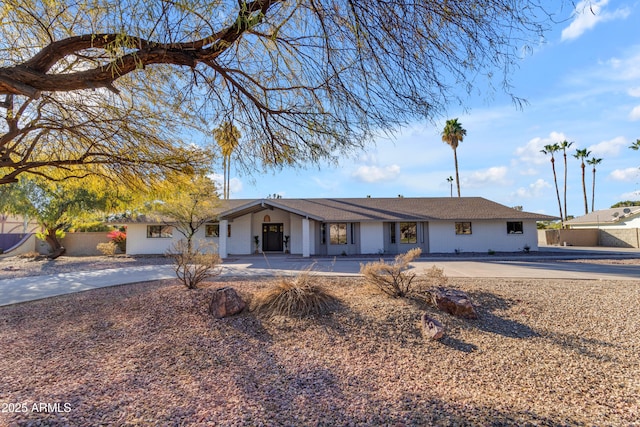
[209,287,246,318]
[429,288,478,319]
[421,313,445,340]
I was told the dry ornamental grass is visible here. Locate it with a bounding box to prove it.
[0,274,639,425]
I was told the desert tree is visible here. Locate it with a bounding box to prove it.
[630,139,640,151]
[441,119,467,197]
[151,174,221,250]
[149,174,223,288]
[559,140,574,221]
[573,148,591,215]
[1,0,569,186]
[540,143,563,222]
[214,122,241,199]
[586,157,602,212]
[0,175,117,258]
[0,68,212,186]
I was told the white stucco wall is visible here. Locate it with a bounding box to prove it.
[125,223,181,255]
[428,220,539,253]
[360,222,384,254]
[290,216,302,254]
[228,215,253,255]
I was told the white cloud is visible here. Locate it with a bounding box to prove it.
[512,179,552,198]
[513,131,568,166]
[610,167,639,181]
[629,105,640,121]
[228,177,243,195]
[462,166,509,188]
[629,87,640,97]
[588,136,627,156]
[352,164,401,183]
[619,190,640,201]
[312,176,342,191]
[561,0,630,41]
[208,173,243,197]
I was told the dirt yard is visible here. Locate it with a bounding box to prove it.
[1,273,638,426]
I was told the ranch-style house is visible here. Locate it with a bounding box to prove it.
[122,197,555,257]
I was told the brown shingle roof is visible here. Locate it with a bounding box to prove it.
[220,197,557,222]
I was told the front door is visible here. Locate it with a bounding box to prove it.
[262,223,283,252]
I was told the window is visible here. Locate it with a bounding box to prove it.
[389,223,396,244]
[321,223,327,245]
[507,221,524,234]
[455,222,472,235]
[205,223,220,237]
[329,223,347,245]
[147,225,173,238]
[399,222,417,244]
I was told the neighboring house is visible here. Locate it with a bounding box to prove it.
[564,207,640,248]
[122,197,555,257]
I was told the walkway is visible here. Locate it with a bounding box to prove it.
[0,246,638,307]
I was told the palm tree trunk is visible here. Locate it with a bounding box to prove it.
[581,163,588,214]
[563,152,568,222]
[591,167,596,212]
[222,156,228,199]
[228,155,231,199]
[551,159,563,221]
[454,148,461,197]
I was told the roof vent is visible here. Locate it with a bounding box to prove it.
[612,212,619,218]
[623,208,631,214]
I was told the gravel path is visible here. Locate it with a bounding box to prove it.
[1,271,639,426]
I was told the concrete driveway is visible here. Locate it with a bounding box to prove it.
[0,246,638,307]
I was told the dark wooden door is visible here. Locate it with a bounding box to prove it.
[262,223,283,252]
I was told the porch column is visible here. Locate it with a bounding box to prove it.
[219,219,228,258]
[302,218,310,258]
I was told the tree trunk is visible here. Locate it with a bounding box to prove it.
[591,167,596,213]
[550,158,563,222]
[222,156,228,199]
[45,229,65,259]
[581,163,588,215]
[453,148,461,197]
[563,153,569,222]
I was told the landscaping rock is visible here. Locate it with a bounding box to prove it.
[421,313,445,340]
[429,288,478,319]
[209,287,246,318]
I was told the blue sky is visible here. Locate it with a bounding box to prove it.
[214,0,640,218]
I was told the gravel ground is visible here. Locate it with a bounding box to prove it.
[1,267,639,426]
[0,255,172,279]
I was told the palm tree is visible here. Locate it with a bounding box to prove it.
[540,143,563,221]
[586,157,602,212]
[630,139,640,151]
[441,118,467,197]
[573,148,591,215]
[559,140,573,221]
[446,176,454,197]
[213,122,241,199]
